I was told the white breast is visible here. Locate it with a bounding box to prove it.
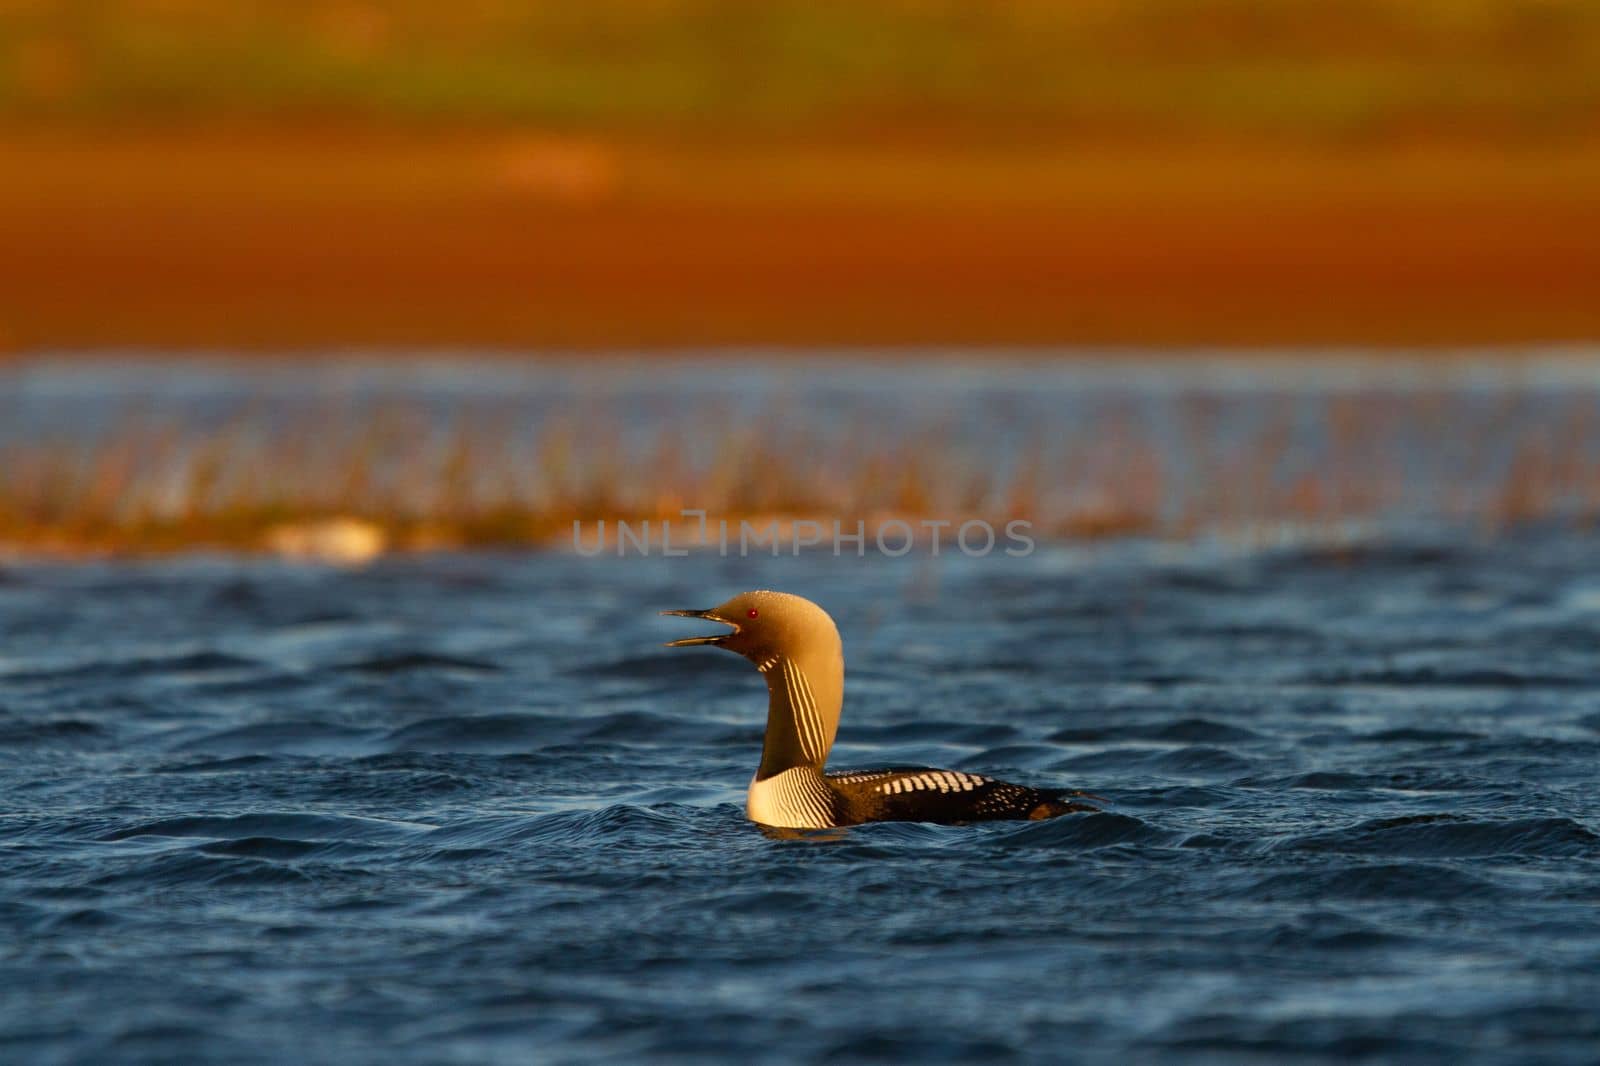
[746,768,835,829]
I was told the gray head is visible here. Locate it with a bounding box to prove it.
[662,590,845,774]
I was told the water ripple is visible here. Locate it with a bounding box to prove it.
[5,537,1600,1062]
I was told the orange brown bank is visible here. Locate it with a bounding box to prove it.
[2,132,1598,352]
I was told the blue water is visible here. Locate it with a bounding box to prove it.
[4,534,1600,1063]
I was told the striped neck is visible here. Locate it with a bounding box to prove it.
[754,652,842,780]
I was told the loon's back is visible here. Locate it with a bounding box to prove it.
[748,765,1097,829]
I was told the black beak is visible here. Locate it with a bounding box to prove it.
[660,608,739,647]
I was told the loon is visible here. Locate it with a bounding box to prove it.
[662,590,1099,829]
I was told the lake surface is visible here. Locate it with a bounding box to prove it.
[4,532,1600,1063]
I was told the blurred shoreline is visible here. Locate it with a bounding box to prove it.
[4,354,1599,560]
[3,129,1598,353]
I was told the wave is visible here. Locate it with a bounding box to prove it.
[1241,862,1498,901]
[169,720,380,756]
[381,713,577,753]
[952,743,1062,770]
[1048,717,1263,743]
[565,653,747,681]
[1052,745,1255,777]
[845,720,1022,745]
[579,710,723,743]
[151,754,278,773]
[377,709,721,753]
[0,717,106,746]
[99,812,436,844]
[0,650,261,684]
[1280,814,1600,859]
[428,803,708,851]
[1241,769,1484,792]
[336,652,501,674]
[1359,726,1485,743]
[1314,666,1599,687]
[1116,785,1239,809]
[189,835,330,861]
[88,850,317,888]
[985,811,1182,850]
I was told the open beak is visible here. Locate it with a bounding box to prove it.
[660,608,739,647]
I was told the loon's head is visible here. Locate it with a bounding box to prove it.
[663,590,846,774]
[661,590,839,666]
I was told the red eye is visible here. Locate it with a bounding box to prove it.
[747,608,759,619]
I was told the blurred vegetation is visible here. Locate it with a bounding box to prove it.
[2,1,1598,141]
[3,378,1597,556]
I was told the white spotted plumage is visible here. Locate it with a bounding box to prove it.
[827,770,899,785]
[870,770,984,796]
